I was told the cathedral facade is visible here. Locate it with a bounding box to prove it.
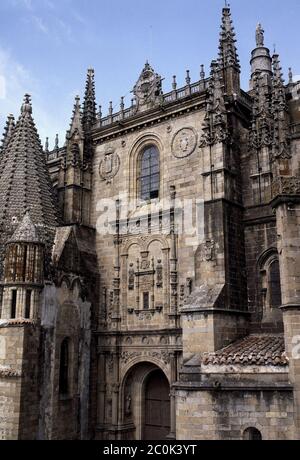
[1,6,300,440]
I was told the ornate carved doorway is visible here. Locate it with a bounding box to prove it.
[143,369,170,440]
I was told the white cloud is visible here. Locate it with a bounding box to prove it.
[31,15,49,34]
[0,46,66,148]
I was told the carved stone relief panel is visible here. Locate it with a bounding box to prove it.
[99,147,120,183]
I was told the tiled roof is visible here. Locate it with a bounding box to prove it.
[202,335,288,367]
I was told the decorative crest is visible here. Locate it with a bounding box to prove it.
[133,61,163,112]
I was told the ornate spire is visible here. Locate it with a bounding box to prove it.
[82,68,96,131]
[218,5,240,70]
[0,114,15,154]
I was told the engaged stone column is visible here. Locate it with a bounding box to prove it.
[273,187,300,438]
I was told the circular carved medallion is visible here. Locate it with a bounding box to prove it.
[99,148,120,183]
[171,127,198,159]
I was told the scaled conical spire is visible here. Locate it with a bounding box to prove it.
[0,95,58,237]
[82,68,96,131]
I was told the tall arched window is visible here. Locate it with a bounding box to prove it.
[269,260,282,308]
[138,146,160,201]
[59,338,70,395]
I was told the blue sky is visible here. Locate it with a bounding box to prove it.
[0,0,299,149]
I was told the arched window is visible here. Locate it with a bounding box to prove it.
[138,146,160,201]
[259,250,282,315]
[243,427,262,440]
[269,260,282,308]
[59,338,70,395]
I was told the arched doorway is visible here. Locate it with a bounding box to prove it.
[243,427,262,440]
[143,369,170,440]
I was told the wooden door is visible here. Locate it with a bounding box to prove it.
[143,369,170,440]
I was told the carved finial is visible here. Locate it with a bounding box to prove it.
[172,75,177,91]
[186,70,191,85]
[98,105,102,119]
[45,137,49,152]
[256,23,264,47]
[109,101,113,116]
[200,64,205,80]
[55,134,59,150]
[289,67,293,84]
[21,94,32,114]
[120,96,125,111]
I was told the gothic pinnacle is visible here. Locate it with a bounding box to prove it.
[218,4,240,70]
[82,67,96,130]
[68,95,83,138]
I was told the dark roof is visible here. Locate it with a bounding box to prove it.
[0,95,58,236]
[202,335,288,367]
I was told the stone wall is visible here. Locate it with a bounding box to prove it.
[176,387,295,440]
[0,322,40,440]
